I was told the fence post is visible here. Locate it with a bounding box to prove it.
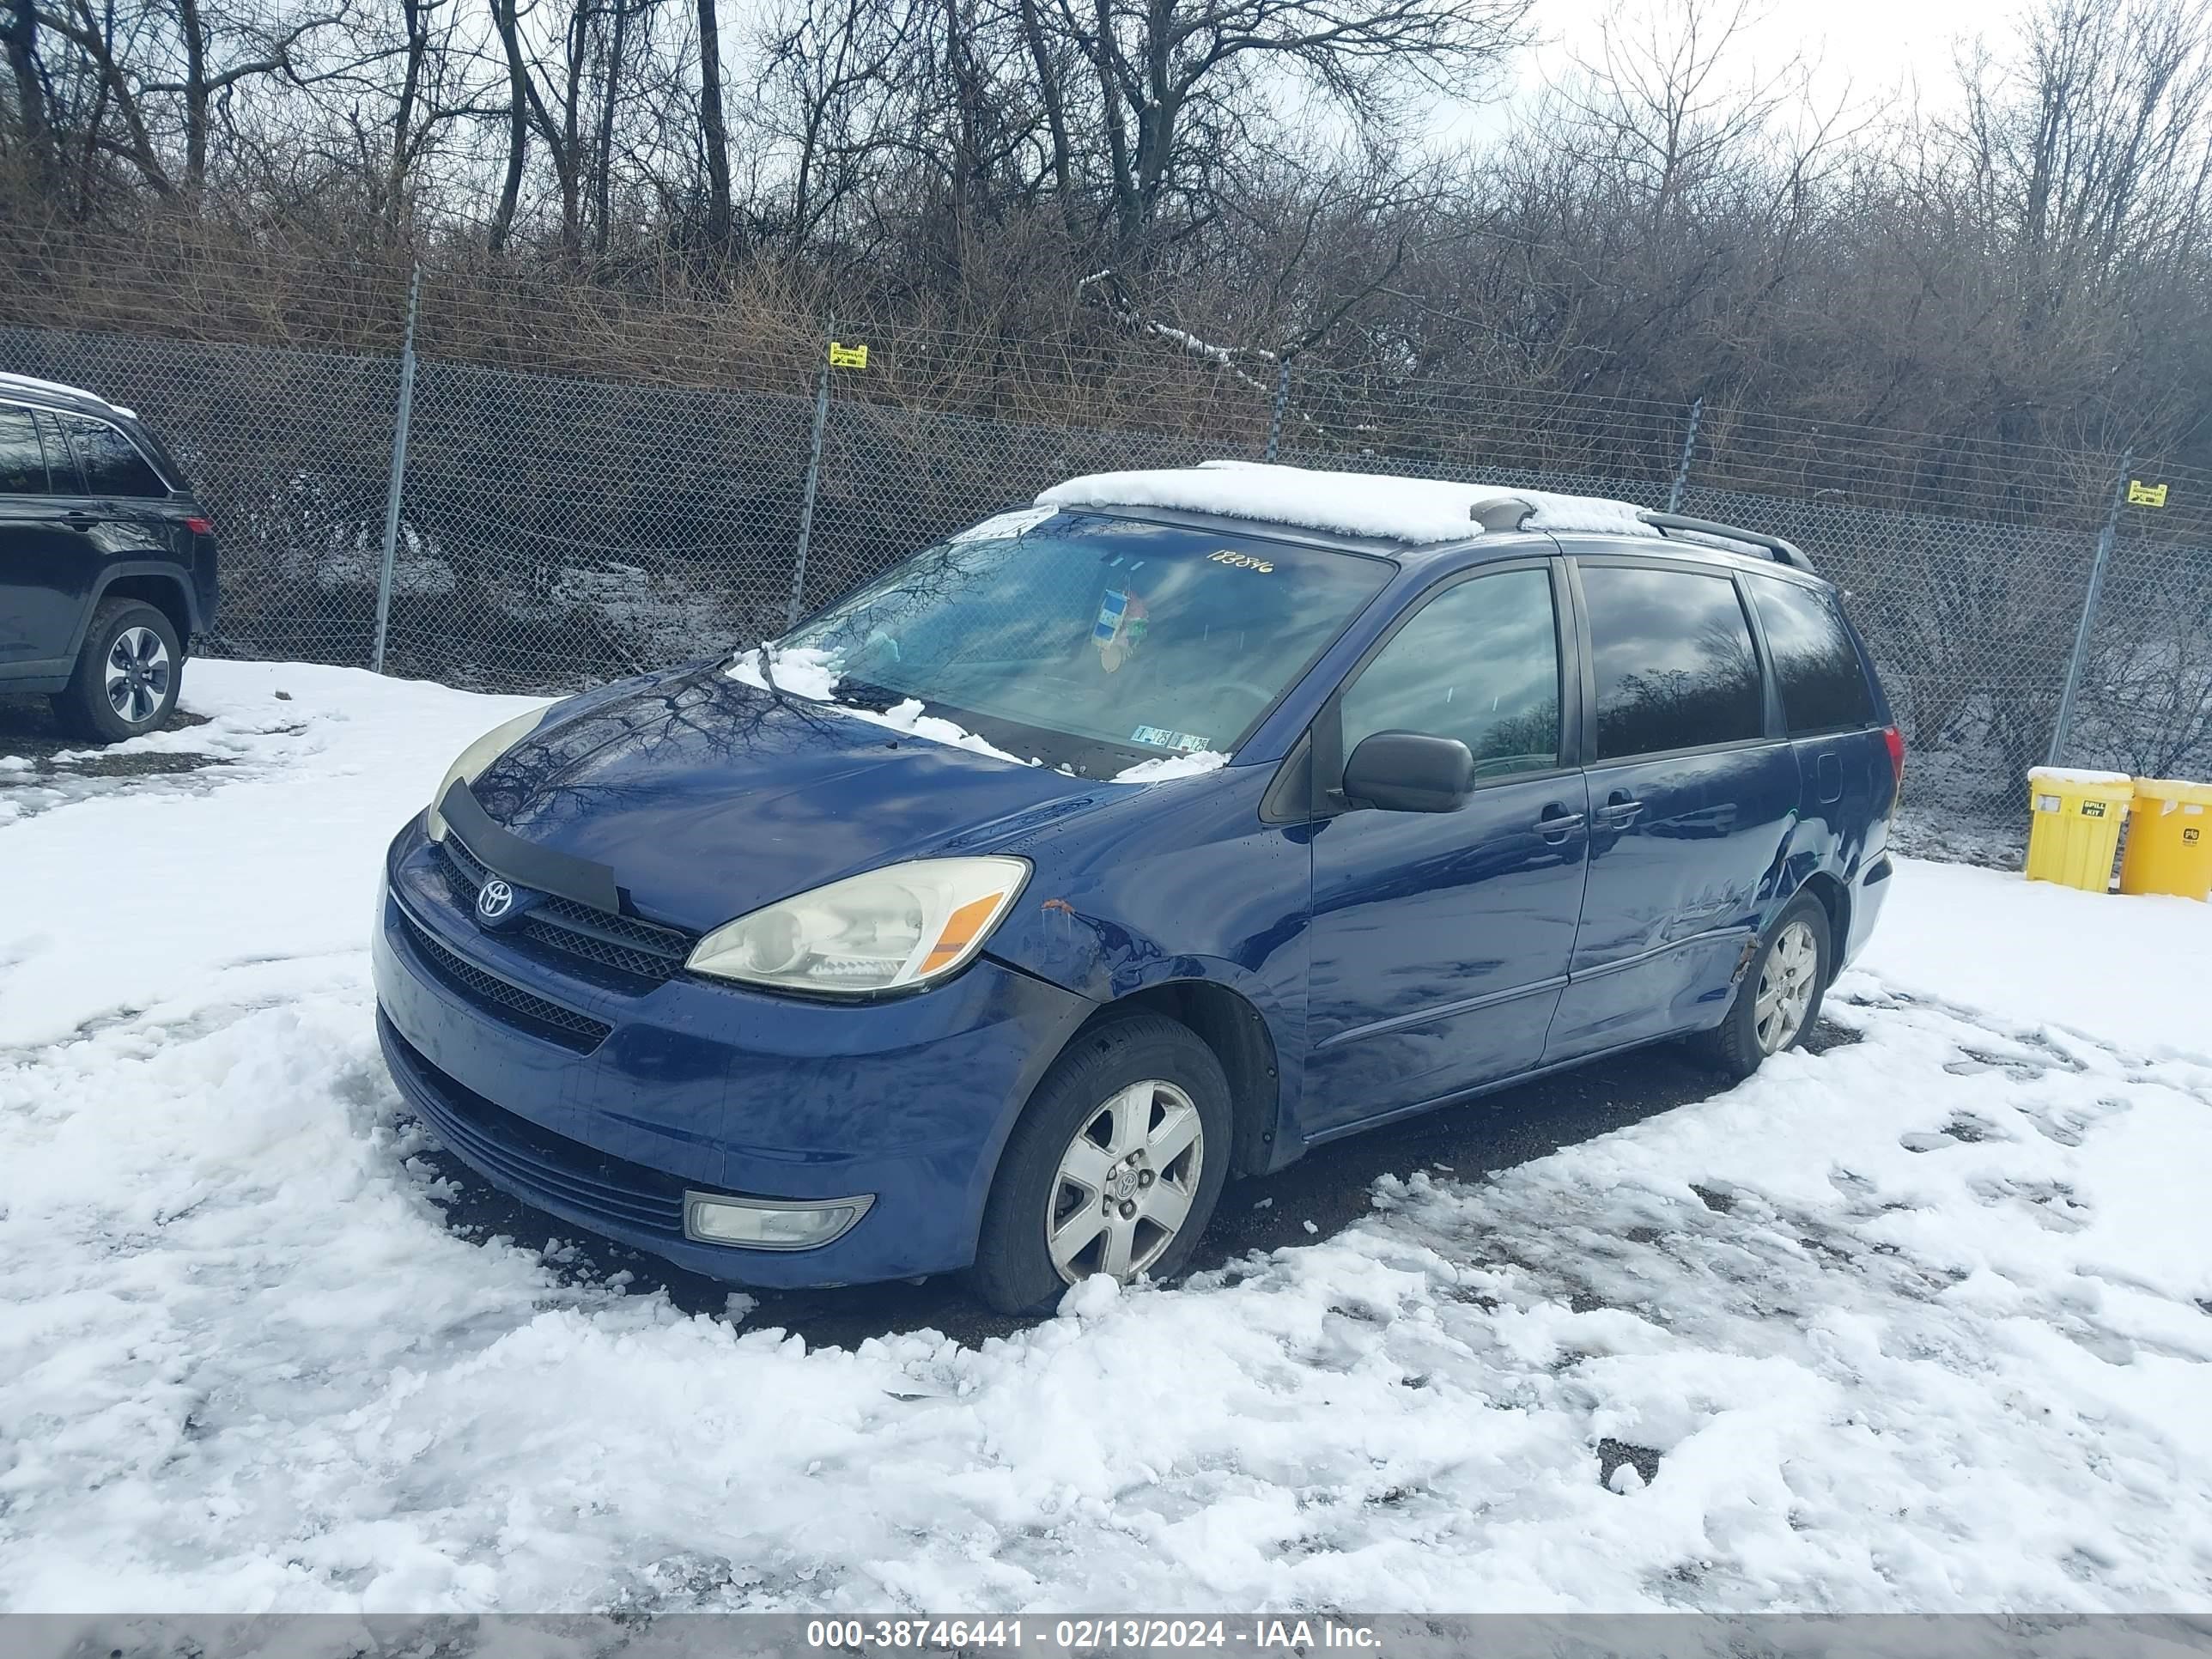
[370,264,422,675]
[1263,358,1292,462]
[787,327,836,628]
[1665,396,1704,513]
[2046,448,2134,769]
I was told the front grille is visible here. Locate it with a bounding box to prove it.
[396,903,613,1052]
[378,1012,685,1239]
[435,836,694,987]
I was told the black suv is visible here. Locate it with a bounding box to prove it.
[0,373,218,740]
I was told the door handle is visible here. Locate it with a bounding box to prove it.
[1536,805,1586,842]
[1596,791,1644,829]
[61,511,99,532]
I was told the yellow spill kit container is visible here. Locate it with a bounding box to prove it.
[2118,776,2212,901]
[2024,768,2132,891]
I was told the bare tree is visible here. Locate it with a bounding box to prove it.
[1045,0,1533,258]
[694,0,732,241]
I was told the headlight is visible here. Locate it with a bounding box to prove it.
[687,857,1030,996]
[424,706,551,841]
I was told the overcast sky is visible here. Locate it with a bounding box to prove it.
[1435,0,2029,143]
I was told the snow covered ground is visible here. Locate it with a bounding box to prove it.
[3,661,2210,1614]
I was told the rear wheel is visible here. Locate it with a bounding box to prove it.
[971,1014,1232,1316]
[1692,894,1831,1080]
[53,599,182,743]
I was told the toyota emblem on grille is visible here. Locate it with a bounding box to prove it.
[477,879,515,921]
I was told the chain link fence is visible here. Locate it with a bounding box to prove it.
[8,274,2210,862]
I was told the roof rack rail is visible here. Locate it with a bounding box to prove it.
[1636,510,1814,572]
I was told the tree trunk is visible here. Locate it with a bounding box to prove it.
[592,0,628,254]
[557,0,585,252]
[488,0,530,252]
[385,0,430,235]
[1016,0,1083,240]
[695,0,733,245]
[177,0,209,204]
[3,0,56,195]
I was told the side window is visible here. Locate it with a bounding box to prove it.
[1747,575,1875,734]
[33,412,81,493]
[59,413,167,498]
[0,405,46,495]
[1341,567,1561,781]
[1581,562,1764,761]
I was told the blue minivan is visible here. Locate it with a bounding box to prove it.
[374,462,1900,1312]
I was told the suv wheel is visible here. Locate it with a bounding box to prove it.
[970,1013,1233,1316]
[54,599,183,743]
[1692,893,1832,1080]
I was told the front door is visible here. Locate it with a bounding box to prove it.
[1544,553,1801,1060]
[1304,561,1591,1134]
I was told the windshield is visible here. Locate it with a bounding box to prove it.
[779,507,1393,775]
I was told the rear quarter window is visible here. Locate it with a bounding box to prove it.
[1747,574,1876,734]
[59,413,168,498]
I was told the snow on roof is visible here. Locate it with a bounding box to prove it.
[1036,459,1661,545]
[0,371,136,419]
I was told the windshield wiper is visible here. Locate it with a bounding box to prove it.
[737,640,786,705]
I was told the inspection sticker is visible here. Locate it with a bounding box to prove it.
[1132,726,1210,751]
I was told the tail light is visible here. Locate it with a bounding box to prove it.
[184,515,214,536]
[1882,725,1905,793]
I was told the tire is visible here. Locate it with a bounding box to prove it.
[1691,893,1832,1081]
[52,599,183,743]
[971,1013,1234,1316]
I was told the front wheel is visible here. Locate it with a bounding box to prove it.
[53,599,183,743]
[1692,894,1832,1080]
[970,1014,1232,1316]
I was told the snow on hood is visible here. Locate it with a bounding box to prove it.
[728,646,1242,778]
[1037,459,1662,545]
[841,697,1038,767]
[726,643,843,702]
[1113,750,1231,783]
[726,646,1037,766]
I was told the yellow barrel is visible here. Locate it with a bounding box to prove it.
[2024,768,2133,891]
[2118,776,2212,901]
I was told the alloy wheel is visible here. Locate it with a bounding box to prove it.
[105,627,173,726]
[1754,918,1820,1054]
[1044,1078,1205,1284]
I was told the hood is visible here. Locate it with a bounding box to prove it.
[469,665,1116,929]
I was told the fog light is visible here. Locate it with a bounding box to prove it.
[684,1191,872,1250]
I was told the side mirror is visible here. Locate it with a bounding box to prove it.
[1342,731,1475,813]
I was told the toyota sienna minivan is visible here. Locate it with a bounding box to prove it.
[374,461,1900,1313]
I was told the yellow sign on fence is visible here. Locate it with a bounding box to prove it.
[2127,478,2168,507]
[828,342,869,369]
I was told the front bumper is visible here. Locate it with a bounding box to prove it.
[372,818,1094,1287]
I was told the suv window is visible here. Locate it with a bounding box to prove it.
[32,412,80,492]
[1747,574,1875,734]
[1582,562,1764,760]
[0,404,46,494]
[59,413,167,497]
[1341,567,1561,780]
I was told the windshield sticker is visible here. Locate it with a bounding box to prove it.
[1208,549,1274,573]
[1131,725,1211,752]
[1093,586,1149,673]
[948,505,1059,544]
